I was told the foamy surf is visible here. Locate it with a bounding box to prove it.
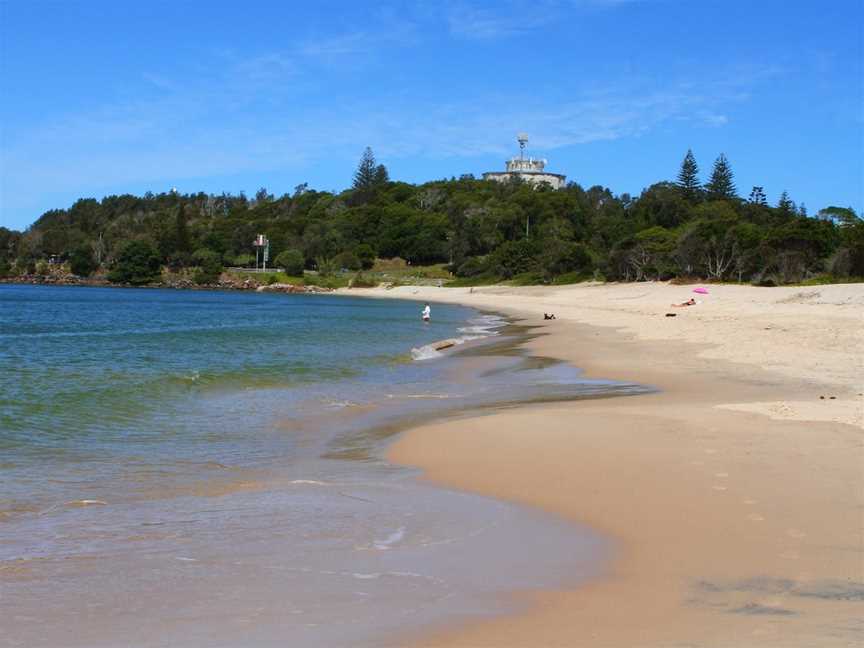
[387,393,451,399]
[411,344,443,360]
[411,314,507,361]
[373,526,406,550]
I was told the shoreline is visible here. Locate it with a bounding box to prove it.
[0,274,335,293]
[339,282,863,646]
[3,287,630,648]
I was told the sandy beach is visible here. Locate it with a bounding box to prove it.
[341,282,864,647]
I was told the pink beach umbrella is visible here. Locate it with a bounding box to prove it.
[693,287,709,294]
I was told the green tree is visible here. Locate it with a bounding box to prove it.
[108,240,162,285]
[175,204,191,255]
[705,154,737,201]
[676,149,701,202]
[764,217,840,282]
[487,239,541,279]
[233,253,256,267]
[676,205,740,279]
[373,164,389,186]
[543,241,593,280]
[352,147,377,202]
[69,245,98,277]
[633,182,693,229]
[629,226,677,280]
[748,186,767,206]
[776,191,796,220]
[351,148,389,205]
[353,147,377,191]
[354,243,376,270]
[191,248,223,284]
[274,249,305,276]
[333,250,361,271]
[831,217,864,277]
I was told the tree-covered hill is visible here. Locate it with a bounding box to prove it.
[1,148,861,285]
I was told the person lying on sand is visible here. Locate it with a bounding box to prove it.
[671,298,697,307]
[544,313,556,320]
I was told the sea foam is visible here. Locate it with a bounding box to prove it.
[411,314,506,361]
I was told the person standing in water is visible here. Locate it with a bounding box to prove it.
[421,303,431,322]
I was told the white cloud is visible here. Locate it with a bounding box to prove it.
[230,53,297,83]
[702,113,729,127]
[447,5,553,40]
[446,0,643,40]
[0,11,777,226]
[299,32,378,58]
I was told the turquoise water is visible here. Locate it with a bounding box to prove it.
[0,285,643,647]
[0,286,482,513]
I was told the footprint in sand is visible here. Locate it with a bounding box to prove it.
[747,513,765,521]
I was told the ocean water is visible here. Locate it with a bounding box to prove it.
[0,285,645,647]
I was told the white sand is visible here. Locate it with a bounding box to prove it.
[339,281,863,647]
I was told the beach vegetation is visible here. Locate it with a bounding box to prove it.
[4,148,860,287]
[333,251,362,271]
[676,149,702,203]
[232,253,256,268]
[69,245,98,277]
[107,240,162,285]
[354,243,376,270]
[348,272,377,288]
[315,257,338,277]
[274,249,305,276]
[705,153,737,201]
[191,248,223,284]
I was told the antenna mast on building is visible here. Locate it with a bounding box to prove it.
[517,133,529,161]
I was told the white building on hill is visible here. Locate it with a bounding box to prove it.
[482,134,566,189]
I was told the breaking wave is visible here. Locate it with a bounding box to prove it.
[411,314,506,361]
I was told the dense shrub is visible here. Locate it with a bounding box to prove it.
[543,242,592,279]
[108,240,162,285]
[233,253,256,268]
[5,147,858,288]
[274,249,305,276]
[456,256,487,278]
[69,245,98,277]
[354,243,376,270]
[349,272,377,288]
[333,251,361,271]
[487,240,540,279]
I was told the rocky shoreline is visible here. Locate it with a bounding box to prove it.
[0,272,334,293]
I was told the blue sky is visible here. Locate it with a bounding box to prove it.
[1,0,861,231]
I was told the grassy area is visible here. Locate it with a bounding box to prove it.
[229,261,612,290]
[368,260,452,282]
[797,274,864,286]
[445,273,502,288]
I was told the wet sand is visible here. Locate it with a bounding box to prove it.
[340,283,864,647]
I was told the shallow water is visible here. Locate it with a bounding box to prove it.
[0,285,647,647]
